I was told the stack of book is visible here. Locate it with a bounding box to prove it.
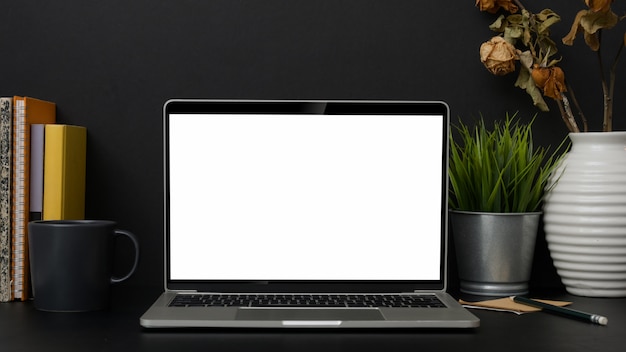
[0,96,87,302]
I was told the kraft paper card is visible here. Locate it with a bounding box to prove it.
[459,297,572,315]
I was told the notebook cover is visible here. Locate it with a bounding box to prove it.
[0,98,12,302]
[11,96,56,301]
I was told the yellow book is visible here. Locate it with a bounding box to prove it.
[43,125,87,220]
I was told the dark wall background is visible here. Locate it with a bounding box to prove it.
[2,1,625,291]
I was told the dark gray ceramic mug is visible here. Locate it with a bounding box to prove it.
[28,220,139,312]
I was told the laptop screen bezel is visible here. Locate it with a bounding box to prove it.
[163,100,450,293]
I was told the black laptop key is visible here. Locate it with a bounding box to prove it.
[169,294,446,308]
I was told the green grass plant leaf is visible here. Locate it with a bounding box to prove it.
[449,113,565,213]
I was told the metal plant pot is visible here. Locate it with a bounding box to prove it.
[450,211,541,296]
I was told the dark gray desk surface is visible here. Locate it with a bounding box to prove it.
[1,287,624,352]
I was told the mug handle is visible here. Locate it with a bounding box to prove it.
[111,229,140,284]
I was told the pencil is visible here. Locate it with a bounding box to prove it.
[511,296,608,326]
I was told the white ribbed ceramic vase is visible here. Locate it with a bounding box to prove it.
[543,131,626,297]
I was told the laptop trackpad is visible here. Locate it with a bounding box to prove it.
[236,308,384,321]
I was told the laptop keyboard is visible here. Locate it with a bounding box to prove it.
[169,294,446,308]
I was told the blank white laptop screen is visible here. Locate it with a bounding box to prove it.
[168,113,444,282]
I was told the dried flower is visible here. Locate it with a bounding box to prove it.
[475,0,519,14]
[562,3,619,51]
[586,0,614,13]
[480,36,519,75]
[475,0,626,132]
[531,66,567,100]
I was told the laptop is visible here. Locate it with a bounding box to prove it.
[140,99,479,329]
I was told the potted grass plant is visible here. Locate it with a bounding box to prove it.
[448,113,564,296]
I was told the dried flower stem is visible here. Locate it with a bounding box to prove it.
[566,83,589,132]
[513,0,525,12]
[562,96,580,133]
[556,98,580,133]
[608,37,625,132]
[596,31,612,132]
